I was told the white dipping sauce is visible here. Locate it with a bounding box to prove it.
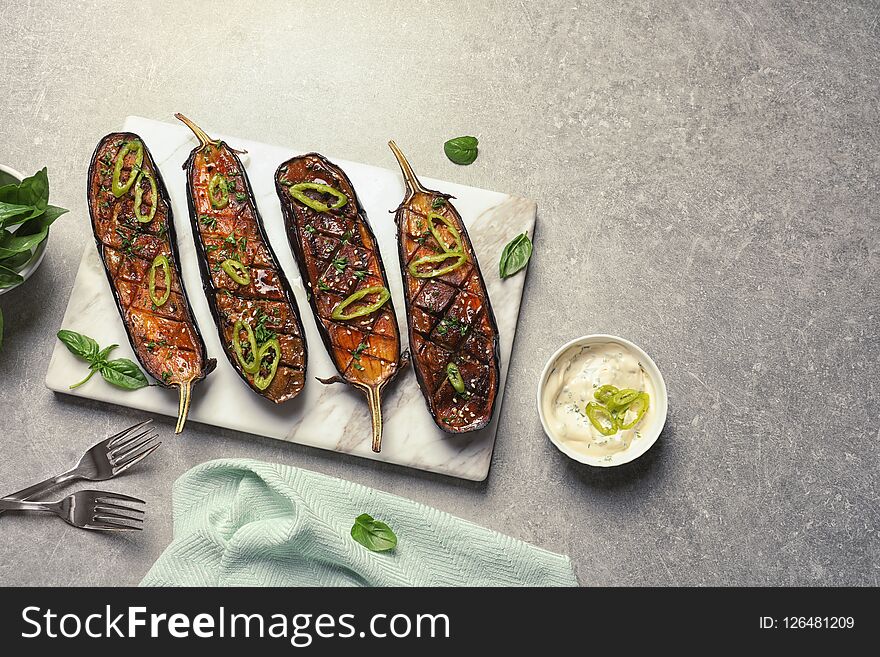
[541,341,655,458]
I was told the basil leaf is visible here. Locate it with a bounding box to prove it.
[100,358,149,390]
[0,306,4,350]
[56,329,100,362]
[0,205,67,258]
[95,344,118,365]
[443,136,479,165]
[499,232,533,278]
[350,513,398,552]
[0,168,49,227]
[0,263,24,289]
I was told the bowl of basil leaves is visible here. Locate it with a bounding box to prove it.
[0,164,67,296]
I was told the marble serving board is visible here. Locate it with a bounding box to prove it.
[45,116,535,481]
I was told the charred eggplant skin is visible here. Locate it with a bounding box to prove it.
[275,153,403,451]
[389,142,500,434]
[86,132,216,429]
[178,116,307,403]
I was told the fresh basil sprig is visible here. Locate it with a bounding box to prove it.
[350,513,398,552]
[499,232,533,278]
[57,329,149,390]
[443,136,479,165]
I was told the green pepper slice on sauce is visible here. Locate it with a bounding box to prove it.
[221,258,250,285]
[427,212,463,253]
[112,140,144,198]
[594,384,619,405]
[148,254,171,307]
[253,338,281,390]
[330,286,390,320]
[446,362,466,393]
[585,402,618,436]
[208,173,229,209]
[408,251,467,279]
[134,171,157,223]
[289,182,348,213]
[617,392,650,430]
[232,319,259,374]
[606,388,640,413]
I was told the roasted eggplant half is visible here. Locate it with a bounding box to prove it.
[87,132,216,432]
[275,154,404,452]
[176,114,307,402]
[388,141,500,433]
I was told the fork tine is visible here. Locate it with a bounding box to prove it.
[113,441,161,474]
[108,428,155,458]
[85,520,143,532]
[93,511,144,524]
[95,502,145,516]
[106,419,153,448]
[96,492,146,505]
[110,434,159,467]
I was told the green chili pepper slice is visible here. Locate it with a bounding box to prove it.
[446,362,465,393]
[607,388,640,413]
[111,140,144,198]
[408,251,467,278]
[253,338,282,390]
[594,384,619,404]
[233,319,259,374]
[330,286,390,320]
[221,258,250,285]
[617,392,650,430]
[427,212,463,253]
[208,173,229,209]
[148,254,171,307]
[133,171,157,223]
[586,402,618,436]
[289,182,348,213]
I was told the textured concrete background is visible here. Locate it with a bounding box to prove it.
[0,1,877,586]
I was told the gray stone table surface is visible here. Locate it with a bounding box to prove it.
[0,0,877,586]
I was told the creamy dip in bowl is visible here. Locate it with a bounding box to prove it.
[537,334,667,467]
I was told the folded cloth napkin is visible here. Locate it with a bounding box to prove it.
[140,458,577,587]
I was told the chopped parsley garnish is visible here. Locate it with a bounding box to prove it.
[235,192,247,202]
[332,256,348,273]
[432,197,446,209]
[199,214,217,229]
[254,309,277,344]
[304,224,316,234]
[353,269,367,280]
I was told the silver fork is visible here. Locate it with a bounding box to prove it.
[0,490,145,531]
[0,419,160,515]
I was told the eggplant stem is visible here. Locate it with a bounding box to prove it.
[175,380,192,434]
[388,140,428,197]
[366,384,384,453]
[175,113,220,150]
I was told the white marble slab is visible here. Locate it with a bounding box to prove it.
[45,116,535,481]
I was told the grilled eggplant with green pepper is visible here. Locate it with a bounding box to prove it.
[275,154,404,452]
[87,132,216,432]
[388,141,500,433]
[176,114,307,402]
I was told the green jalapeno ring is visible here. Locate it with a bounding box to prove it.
[208,173,229,209]
[148,254,171,307]
[134,171,158,223]
[617,392,650,430]
[290,182,348,213]
[607,388,640,413]
[330,286,391,321]
[408,251,467,279]
[585,402,618,436]
[221,258,250,285]
[111,140,144,198]
[594,384,619,405]
[426,212,463,253]
[253,338,282,390]
[232,319,260,374]
[446,362,466,393]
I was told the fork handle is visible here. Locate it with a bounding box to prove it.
[0,469,78,518]
[0,499,57,513]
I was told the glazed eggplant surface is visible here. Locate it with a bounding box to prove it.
[388,142,500,433]
[87,132,216,432]
[176,114,307,403]
[276,154,403,452]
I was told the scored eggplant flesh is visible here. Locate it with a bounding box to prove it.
[176,114,307,403]
[388,141,500,433]
[275,153,404,452]
[87,132,216,432]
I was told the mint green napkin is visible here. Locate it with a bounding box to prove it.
[140,458,578,587]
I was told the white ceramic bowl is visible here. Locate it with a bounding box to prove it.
[536,334,668,467]
[0,164,50,296]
